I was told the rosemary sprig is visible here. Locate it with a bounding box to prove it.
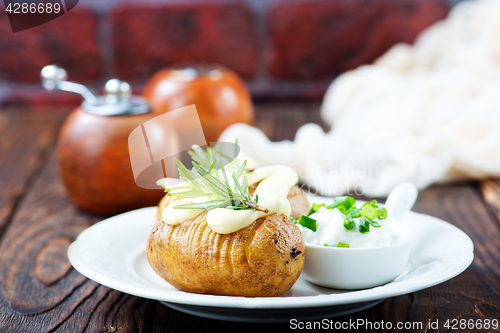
[188,140,240,171]
[166,158,268,213]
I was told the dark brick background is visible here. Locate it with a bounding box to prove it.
[112,4,259,80]
[0,0,453,107]
[267,1,449,80]
[0,8,99,82]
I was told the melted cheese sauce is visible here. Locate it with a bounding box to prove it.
[157,165,298,234]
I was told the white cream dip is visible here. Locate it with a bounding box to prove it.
[297,206,408,248]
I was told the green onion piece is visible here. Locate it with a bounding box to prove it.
[289,216,297,223]
[307,203,325,216]
[343,218,355,230]
[328,196,355,214]
[343,212,355,230]
[359,219,370,234]
[343,197,356,211]
[306,197,387,235]
[378,207,387,219]
[365,217,381,228]
[360,204,379,220]
[307,207,316,216]
[348,206,362,218]
[312,203,325,211]
[298,215,317,232]
[324,242,349,248]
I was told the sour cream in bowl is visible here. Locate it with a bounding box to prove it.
[296,183,418,290]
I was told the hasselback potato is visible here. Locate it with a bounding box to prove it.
[147,211,305,297]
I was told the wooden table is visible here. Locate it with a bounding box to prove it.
[0,105,499,332]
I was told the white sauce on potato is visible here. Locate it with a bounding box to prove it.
[158,165,298,234]
[207,194,291,234]
[247,165,298,198]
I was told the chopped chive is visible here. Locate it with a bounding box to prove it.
[378,207,387,219]
[359,219,370,234]
[349,206,362,218]
[360,204,379,220]
[343,218,355,230]
[307,203,325,216]
[298,215,317,232]
[307,207,316,216]
[328,196,355,214]
[308,197,387,235]
[324,242,350,248]
[312,203,326,211]
[365,217,381,228]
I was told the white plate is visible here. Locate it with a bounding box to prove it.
[67,195,474,323]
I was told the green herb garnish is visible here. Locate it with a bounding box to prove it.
[360,204,378,220]
[324,242,350,248]
[188,140,241,172]
[343,214,355,230]
[359,218,370,234]
[307,197,355,216]
[298,215,317,232]
[300,196,387,235]
[328,196,355,214]
[167,158,267,212]
[359,200,387,221]
[307,203,325,216]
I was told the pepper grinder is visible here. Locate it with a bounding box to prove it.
[41,65,166,214]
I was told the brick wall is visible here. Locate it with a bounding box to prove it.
[0,0,454,108]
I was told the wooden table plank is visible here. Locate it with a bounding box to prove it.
[412,184,500,296]
[0,149,159,333]
[0,150,99,332]
[479,179,500,231]
[0,110,65,241]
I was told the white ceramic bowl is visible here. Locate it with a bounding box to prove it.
[301,237,412,290]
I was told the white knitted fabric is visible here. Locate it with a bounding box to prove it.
[220,0,500,197]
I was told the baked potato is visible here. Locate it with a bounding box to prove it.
[147,211,305,296]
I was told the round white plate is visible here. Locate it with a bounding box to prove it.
[67,195,474,323]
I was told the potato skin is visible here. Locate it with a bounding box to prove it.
[147,212,305,297]
[286,185,311,220]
